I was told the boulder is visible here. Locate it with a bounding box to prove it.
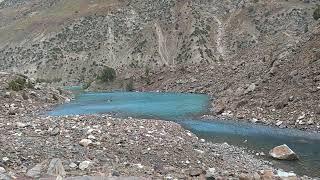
[47,158,66,177]
[276,170,297,180]
[269,144,298,160]
[27,163,44,178]
[260,169,275,180]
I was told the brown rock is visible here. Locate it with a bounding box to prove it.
[269,144,298,160]
[260,169,275,180]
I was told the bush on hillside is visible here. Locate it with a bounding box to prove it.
[97,67,116,83]
[314,6,320,20]
[125,79,134,92]
[8,77,27,91]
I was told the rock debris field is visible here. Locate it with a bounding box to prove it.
[0,73,311,179]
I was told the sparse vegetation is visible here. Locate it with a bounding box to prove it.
[144,66,151,85]
[36,78,62,83]
[8,77,33,91]
[313,6,320,20]
[97,67,116,83]
[125,79,134,92]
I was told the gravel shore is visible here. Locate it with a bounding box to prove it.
[0,73,310,179]
[0,114,275,179]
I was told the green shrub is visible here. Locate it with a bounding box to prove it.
[8,77,27,91]
[97,67,116,83]
[314,6,320,20]
[125,79,134,92]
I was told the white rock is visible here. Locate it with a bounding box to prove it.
[0,167,6,173]
[87,135,96,140]
[134,164,144,169]
[298,113,305,120]
[251,118,260,123]
[16,122,27,128]
[200,139,205,143]
[86,129,94,134]
[2,157,9,162]
[79,161,91,171]
[206,167,216,177]
[307,120,314,125]
[69,163,77,168]
[276,121,283,126]
[276,170,297,179]
[79,139,92,147]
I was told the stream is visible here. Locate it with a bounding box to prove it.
[48,91,320,177]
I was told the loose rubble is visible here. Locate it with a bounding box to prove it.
[0,73,313,179]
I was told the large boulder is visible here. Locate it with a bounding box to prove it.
[269,144,298,160]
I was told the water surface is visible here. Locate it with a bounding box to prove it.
[48,91,320,177]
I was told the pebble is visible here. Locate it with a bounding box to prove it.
[276,121,283,126]
[189,168,204,177]
[206,167,216,178]
[79,139,92,147]
[2,157,9,162]
[50,127,60,136]
[79,161,91,171]
[0,167,6,173]
[16,122,28,128]
[88,135,96,140]
[69,163,77,168]
[251,118,260,123]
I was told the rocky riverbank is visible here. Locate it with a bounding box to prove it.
[0,72,313,179]
[0,72,72,117]
[129,61,320,133]
[0,114,307,179]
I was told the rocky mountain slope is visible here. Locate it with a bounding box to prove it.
[0,0,320,127]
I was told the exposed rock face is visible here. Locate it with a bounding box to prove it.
[269,144,299,160]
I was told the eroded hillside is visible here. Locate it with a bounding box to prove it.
[0,0,320,128]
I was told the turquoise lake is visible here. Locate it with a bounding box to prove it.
[48,91,320,177]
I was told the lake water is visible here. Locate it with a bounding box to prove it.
[48,91,320,177]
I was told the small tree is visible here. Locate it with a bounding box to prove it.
[97,67,116,83]
[8,77,27,91]
[314,6,320,20]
